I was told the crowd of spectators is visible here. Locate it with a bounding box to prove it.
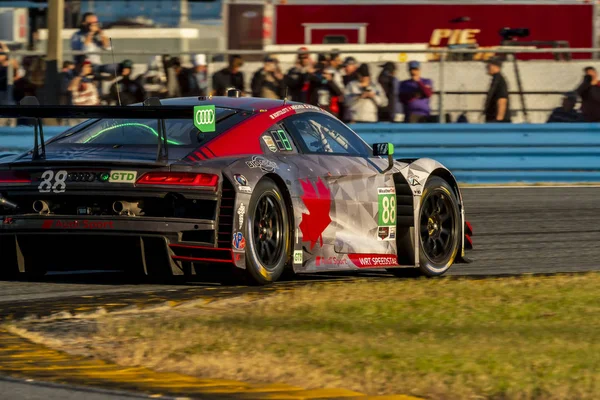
[1,12,600,125]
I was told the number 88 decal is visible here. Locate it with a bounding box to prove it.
[38,170,68,193]
[381,195,396,224]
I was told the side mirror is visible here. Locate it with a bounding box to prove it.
[372,142,394,173]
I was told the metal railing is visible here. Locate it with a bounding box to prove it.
[2,46,598,123]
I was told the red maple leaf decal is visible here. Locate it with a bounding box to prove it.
[299,177,332,250]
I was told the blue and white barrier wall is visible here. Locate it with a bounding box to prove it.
[1,124,600,183]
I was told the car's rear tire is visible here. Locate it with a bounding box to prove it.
[388,176,460,278]
[244,177,291,285]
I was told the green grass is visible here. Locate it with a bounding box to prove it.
[13,274,600,399]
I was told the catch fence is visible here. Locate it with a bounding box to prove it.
[1,47,600,123]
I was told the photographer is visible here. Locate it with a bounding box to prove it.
[107,59,146,105]
[251,56,285,99]
[285,47,314,102]
[343,63,387,123]
[308,65,343,117]
[576,66,600,122]
[70,13,116,79]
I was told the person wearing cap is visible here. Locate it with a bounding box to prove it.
[378,61,400,122]
[212,55,245,96]
[285,47,314,102]
[344,63,388,123]
[576,66,600,122]
[106,59,145,105]
[547,92,582,123]
[342,57,359,87]
[398,60,433,123]
[251,55,285,99]
[484,57,511,123]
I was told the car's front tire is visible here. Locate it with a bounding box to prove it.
[244,177,291,285]
[388,176,460,278]
[417,176,460,276]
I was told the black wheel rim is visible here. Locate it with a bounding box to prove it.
[253,193,284,269]
[419,190,456,264]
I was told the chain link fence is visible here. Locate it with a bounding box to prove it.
[1,47,598,124]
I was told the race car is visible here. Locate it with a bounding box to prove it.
[0,92,472,284]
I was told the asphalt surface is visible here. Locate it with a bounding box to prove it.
[0,376,158,400]
[1,186,599,399]
[453,186,600,276]
[0,187,599,305]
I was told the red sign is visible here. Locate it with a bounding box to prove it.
[275,3,593,59]
[349,254,397,268]
[41,220,114,229]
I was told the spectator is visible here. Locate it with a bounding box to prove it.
[483,57,511,123]
[309,65,343,117]
[342,56,359,86]
[329,52,345,89]
[398,61,433,123]
[0,42,18,106]
[251,55,285,99]
[13,56,46,105]
[317,53,330,68]
[69,61,100,106]
[107,59,145,105]
[378,61,399,122]
[189,54,208,97]
[547,92,583,123]
[212,55,245,96]
[58,61,75,106]
[576,66,600,122]
[285,47,314,102]
[164,56,182,98]
[344,63,388,123]
[329,52,346,120]
[136,55,168,99]
[70,11,116,98]
[70,12,112,69]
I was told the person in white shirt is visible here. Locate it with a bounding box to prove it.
[344,63,388,123]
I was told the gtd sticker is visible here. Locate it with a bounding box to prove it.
[193,105,216,132]
[377,187,396,227]
[233,232,246,250]
[109,170,137,183]
[38,170,68,193]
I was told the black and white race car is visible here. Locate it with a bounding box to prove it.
[0,94,472,284]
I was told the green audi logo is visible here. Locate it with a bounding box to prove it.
[193,105,216,132]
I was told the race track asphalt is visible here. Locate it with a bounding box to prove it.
[0,186,599,305]
[453,186,600,276]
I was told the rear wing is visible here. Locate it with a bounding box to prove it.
[0,97,195,164]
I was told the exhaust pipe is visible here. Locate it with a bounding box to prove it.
[32,200,50,214]
[0,196,17,210]
[112,201,141,216]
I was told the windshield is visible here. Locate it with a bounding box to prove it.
[50,108,239,147]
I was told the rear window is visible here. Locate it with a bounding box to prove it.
[50,107,242,147]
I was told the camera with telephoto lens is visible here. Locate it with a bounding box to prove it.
[499,27,530,40]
